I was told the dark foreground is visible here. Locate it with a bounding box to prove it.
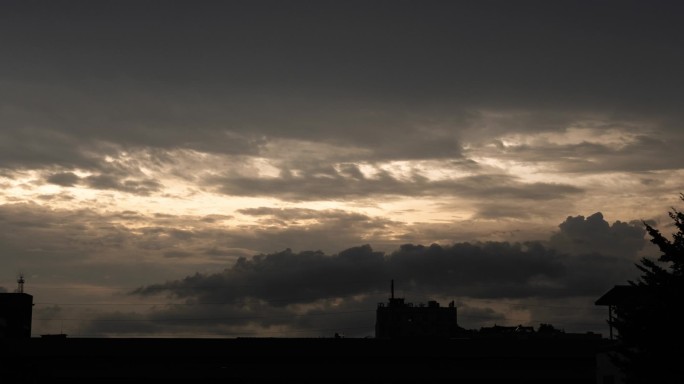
[1,337,612,383]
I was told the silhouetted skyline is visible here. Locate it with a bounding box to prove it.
[1,1,683,338]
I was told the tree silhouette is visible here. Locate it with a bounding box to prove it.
[610,195,684,383]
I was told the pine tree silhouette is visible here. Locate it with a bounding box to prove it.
[610,194,684,383]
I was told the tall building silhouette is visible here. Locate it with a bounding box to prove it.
[0,276,33,338]
[375,280,460,339]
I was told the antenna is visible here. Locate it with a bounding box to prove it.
[17,273,25,293]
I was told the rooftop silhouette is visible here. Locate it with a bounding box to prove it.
[0,278,614,382]
[0,276,33,339]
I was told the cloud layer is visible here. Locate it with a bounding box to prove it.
[112,213,647,337]
[1,1,682,338]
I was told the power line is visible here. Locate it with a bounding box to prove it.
[34,299,606,312]
[35,325,375,339]
[34,308,376,322]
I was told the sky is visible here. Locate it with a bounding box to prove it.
[1,0,683,338]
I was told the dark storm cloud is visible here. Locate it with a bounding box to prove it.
[1,1,682,170]
[129,211,651,329]
[133,238,631,305]
[209,170,583,201]
[491,134,684,173]
[122,212,651,335]
[133,245,385,305]
[84,174,162,195]
[46,172,80,187]
[46,170,163,195]
[549,212,646,258]
[0,127,101,170]
[3,1,682,108]
[537,212,649,297]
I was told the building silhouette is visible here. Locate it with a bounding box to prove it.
[595,285,637,340]
[0,277,611,382]
[0,276,33,338]
[479,324,535,338]
[375,280,460,339]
